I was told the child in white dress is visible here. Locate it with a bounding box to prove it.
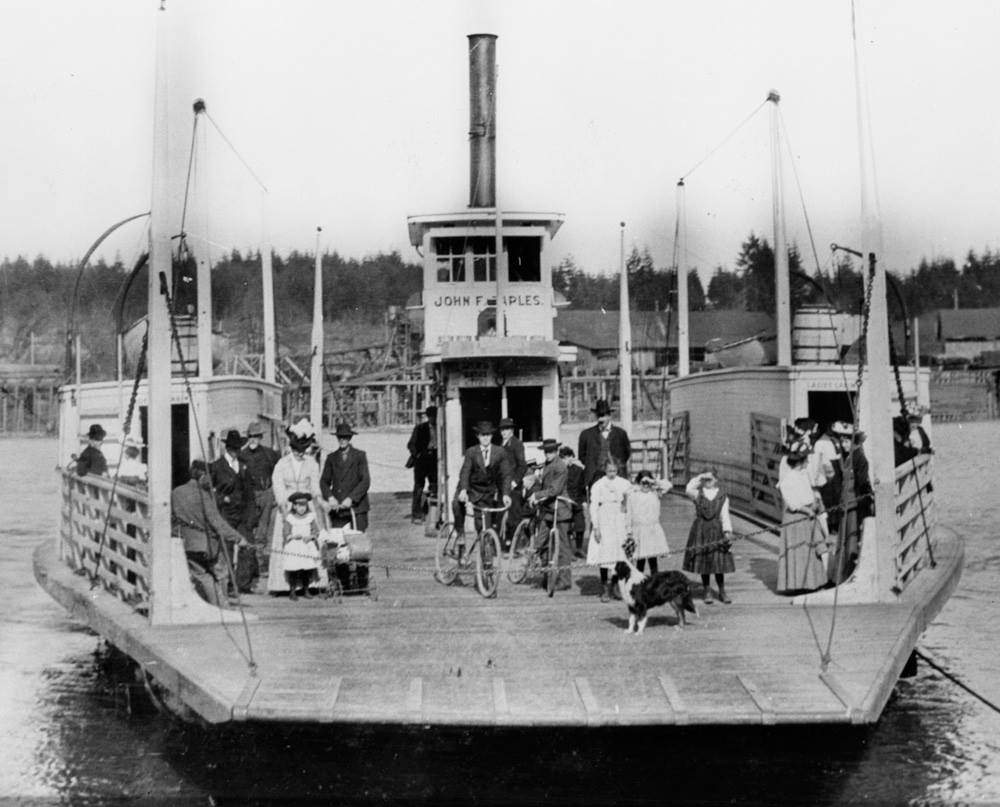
[629,470,671,574]
[282,491,321,600]
[587,459,631,602]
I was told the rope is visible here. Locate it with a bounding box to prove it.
[679,99,768,181]
[203,111,269,192]
[915,649,1000,716]
[88,326,149,593]
[778,109,823,277]
[159,271,258,675]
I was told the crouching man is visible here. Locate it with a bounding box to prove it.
[171,460,243,606]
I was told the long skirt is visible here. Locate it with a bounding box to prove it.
[776,511,828,593]
[633,522,668,560]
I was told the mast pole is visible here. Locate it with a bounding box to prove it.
[148,0,176,625]
[310,227,324,430]
[768,90,792,366]
[619,222,633,434]
[193,101,213,380]
[851,1,896,601]
[261,194,276,384]
[493,58,505,339]
[676,180,690,377]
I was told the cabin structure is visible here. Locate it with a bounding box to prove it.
[406,34,575,509]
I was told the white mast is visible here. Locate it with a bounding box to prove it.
[310,226,324,429]
[676,180,690,377]
[768,90,792,367]
[618,222,633,434]
[851,1,896,601]
[148,1,176,624]
[261,195,276,383]
[193,100,213,380]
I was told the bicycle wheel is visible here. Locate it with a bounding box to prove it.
[546,523,561,597]
[475,528,502,598]
[506,519,534,584]
[435,523,459,585]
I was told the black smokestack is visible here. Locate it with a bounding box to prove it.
[468,34,497,208]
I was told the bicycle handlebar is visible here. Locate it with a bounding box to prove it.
[467,503,510,513]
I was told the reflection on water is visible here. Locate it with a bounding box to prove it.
[2,426,999,804]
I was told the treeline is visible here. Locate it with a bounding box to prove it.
[0,249,422,379]
[555,234,1000,319]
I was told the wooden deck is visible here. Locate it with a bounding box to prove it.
[33,492,963,727]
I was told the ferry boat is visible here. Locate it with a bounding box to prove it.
[33,5,962,727]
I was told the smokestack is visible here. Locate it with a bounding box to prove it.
[468,34,497,208]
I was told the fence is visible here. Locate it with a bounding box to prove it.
[893,453,935,593]
[61,471,151,611]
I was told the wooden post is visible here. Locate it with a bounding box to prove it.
[620,222,633,436]
[195,102,213,381]
[676,181,690,377]
[310,227,324,430]
[261,194,276,384]
[769,90,792,367]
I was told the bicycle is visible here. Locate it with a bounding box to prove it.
[506,495,574,597]
[435,502,509,598]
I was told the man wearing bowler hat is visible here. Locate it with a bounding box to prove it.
[528,438,574,592]
[454,421,512,553]
[321,422,371,532]
[577,399,631,491]
[239,421,281,546]
[75,423,109,477]
[498,416,527,545]
[210,429,257,593]
[406,405,439,524]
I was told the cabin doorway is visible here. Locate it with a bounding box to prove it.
[459,388,501,449]
[139,403,191,489]
[505,386,543,442]
[807,391,857,432]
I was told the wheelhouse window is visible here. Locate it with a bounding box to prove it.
[434,237,466,283]
[506,236,541,282]
[469,237,496,282]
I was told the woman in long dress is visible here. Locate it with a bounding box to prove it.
[775,450,829,593]
[629,470,670,574]
[587,458,631,602]
[266,419,325,594]
[682,470,735,603]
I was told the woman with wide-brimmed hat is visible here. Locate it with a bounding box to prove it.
[266,418,325,594]
[775,443,830,594]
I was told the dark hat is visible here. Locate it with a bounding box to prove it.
[474,421,496,435]
[334,422,356,438]
[425,405,437,417]
[190,459,207,477]
[246,421,264,437]
[558,445,574,458]
[498,417,515,430]
[285,418,316,451]
[288,491,312,504]
[87,423,106,440]
[541,438,560,453]
[592,399,613,416]
[223,429,244,450]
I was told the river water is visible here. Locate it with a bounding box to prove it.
[1,422,998,805]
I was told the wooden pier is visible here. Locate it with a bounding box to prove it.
[34,489,962,728]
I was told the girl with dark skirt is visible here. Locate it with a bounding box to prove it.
[682,470,735,604]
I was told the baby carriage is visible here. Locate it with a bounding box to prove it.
[321,508,376,599]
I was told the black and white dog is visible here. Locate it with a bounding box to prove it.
[614,561,698,634]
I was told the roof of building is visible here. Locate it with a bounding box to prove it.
[930,307,1000,340]
[553,310,774,350]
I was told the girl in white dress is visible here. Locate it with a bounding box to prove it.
[587,458,631,602]
[282,492,321,600]
[629,470,671,574]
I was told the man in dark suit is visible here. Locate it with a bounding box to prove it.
[210,429,257,593]
[497,416,527,546]
[577,399,632,491]
[239,420,281,545]
[407,405,438,523]
[454,421,512,545]
[321,422,372,592]
[528,439,573,591]
[75,423,109,477]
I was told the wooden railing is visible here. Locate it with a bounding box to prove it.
[749,413,786,524]
[60,470,151,611]
[894,453,935,592]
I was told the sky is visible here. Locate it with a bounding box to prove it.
[2,0,999,284]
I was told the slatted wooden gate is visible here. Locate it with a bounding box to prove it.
[750,413,785,523]
[667,411,689,486]
[894,454,935,592]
